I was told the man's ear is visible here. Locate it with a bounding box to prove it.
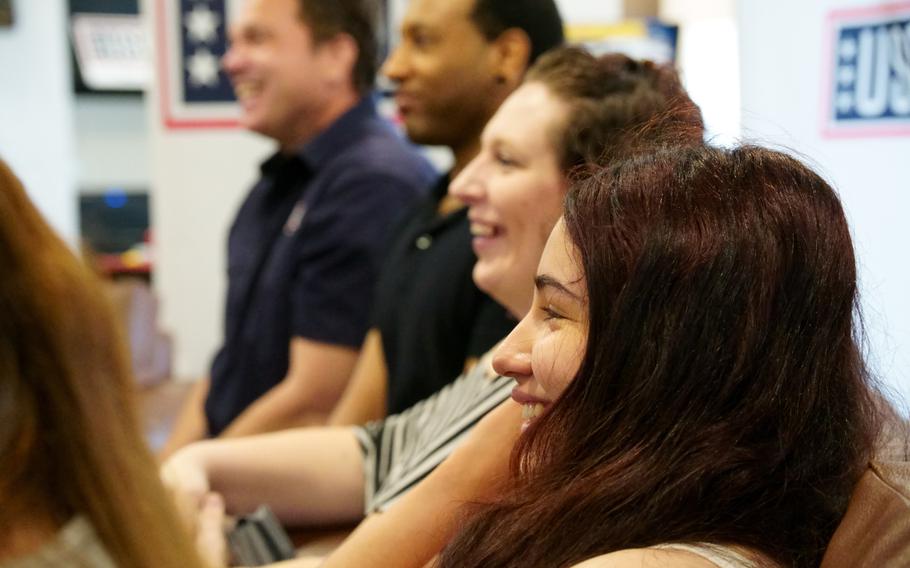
[319,33,359,90]
[490,28,532,89]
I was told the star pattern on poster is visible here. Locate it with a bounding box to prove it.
[185,3,220,44]
[839,37,858,60]
[177,0,234,101]
[187,47,220,86]
[837,66,855,86]
[836,91,854,113]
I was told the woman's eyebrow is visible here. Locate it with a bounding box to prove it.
[534,274,582,301]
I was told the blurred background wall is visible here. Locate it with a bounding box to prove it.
[1,0,907,406]
[0,2,78,241]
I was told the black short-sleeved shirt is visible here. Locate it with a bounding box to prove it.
[205,97,435,436]
[372,176,516,414]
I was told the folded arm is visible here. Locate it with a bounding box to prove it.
[321,400,522,567]
[163,425,366,527]
[221,337,359,437]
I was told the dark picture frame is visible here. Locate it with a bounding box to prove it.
[0,0,14,28]
[69,0,142,96]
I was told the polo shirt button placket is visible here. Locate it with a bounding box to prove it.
[415,234,433,250]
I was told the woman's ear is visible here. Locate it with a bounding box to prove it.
[490,28,532,89]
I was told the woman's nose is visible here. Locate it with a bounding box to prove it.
[492,321,533,381]
[449,158,487,205]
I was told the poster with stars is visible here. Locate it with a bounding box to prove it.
[155,0,239,129]
[823,2,910,138]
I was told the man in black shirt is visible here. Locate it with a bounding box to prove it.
[326,0,565,423]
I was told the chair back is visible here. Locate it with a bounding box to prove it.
[821,406,910,568]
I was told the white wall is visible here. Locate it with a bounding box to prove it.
[661,0,740,145]
[148,124,268,379]
[0,2,77,241]
[75,95,150,191]
[556,0,623,23]
[738,0,910,405]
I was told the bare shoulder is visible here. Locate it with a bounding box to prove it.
[571,548,720,568]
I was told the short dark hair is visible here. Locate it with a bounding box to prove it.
[470,0,565,64]
[525,46,705,171]
[297,0,378,94]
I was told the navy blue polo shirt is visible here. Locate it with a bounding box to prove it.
[205,96,436,436]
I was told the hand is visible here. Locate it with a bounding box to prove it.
[196,492,231,568]
[161,447,212,533]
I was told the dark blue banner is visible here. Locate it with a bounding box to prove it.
[832,15,910,123]
[180,0,235,103]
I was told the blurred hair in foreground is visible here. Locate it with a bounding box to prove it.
[0,158,204,567]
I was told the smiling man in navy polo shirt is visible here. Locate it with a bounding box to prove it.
[160,0,433,457]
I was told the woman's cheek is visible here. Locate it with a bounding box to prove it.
[555,330,586,396]
[537,333,583,399]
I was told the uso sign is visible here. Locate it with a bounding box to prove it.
[824,3,910,137]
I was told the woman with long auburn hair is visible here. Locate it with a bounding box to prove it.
[436,145,882,568]
[0,158,208,567]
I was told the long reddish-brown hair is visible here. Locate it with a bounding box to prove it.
[0,159,205,567]
[437,145,880,567]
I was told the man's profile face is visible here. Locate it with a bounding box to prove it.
[382,0,504,148]
[222,0,330,147]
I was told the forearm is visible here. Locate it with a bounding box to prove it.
[220,380,333,438]
[173,427,367,527]
[321,459,496,568]
[158,378,211,461]
[322,401,521,567]
[266,558,324,568]
[321,509,450,568]
[222,338,360,437]
[328,329,388,426]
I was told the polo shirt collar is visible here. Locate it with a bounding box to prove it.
[298,95,378,169]
[432,172,452,200]
[258,95,378,180]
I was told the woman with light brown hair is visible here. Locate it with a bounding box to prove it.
[0,158,208,567]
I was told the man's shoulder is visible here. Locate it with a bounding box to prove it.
[333,119,434,184]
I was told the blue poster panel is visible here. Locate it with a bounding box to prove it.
[824,3,910,138]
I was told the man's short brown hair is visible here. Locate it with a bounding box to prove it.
[298,0,378,94]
